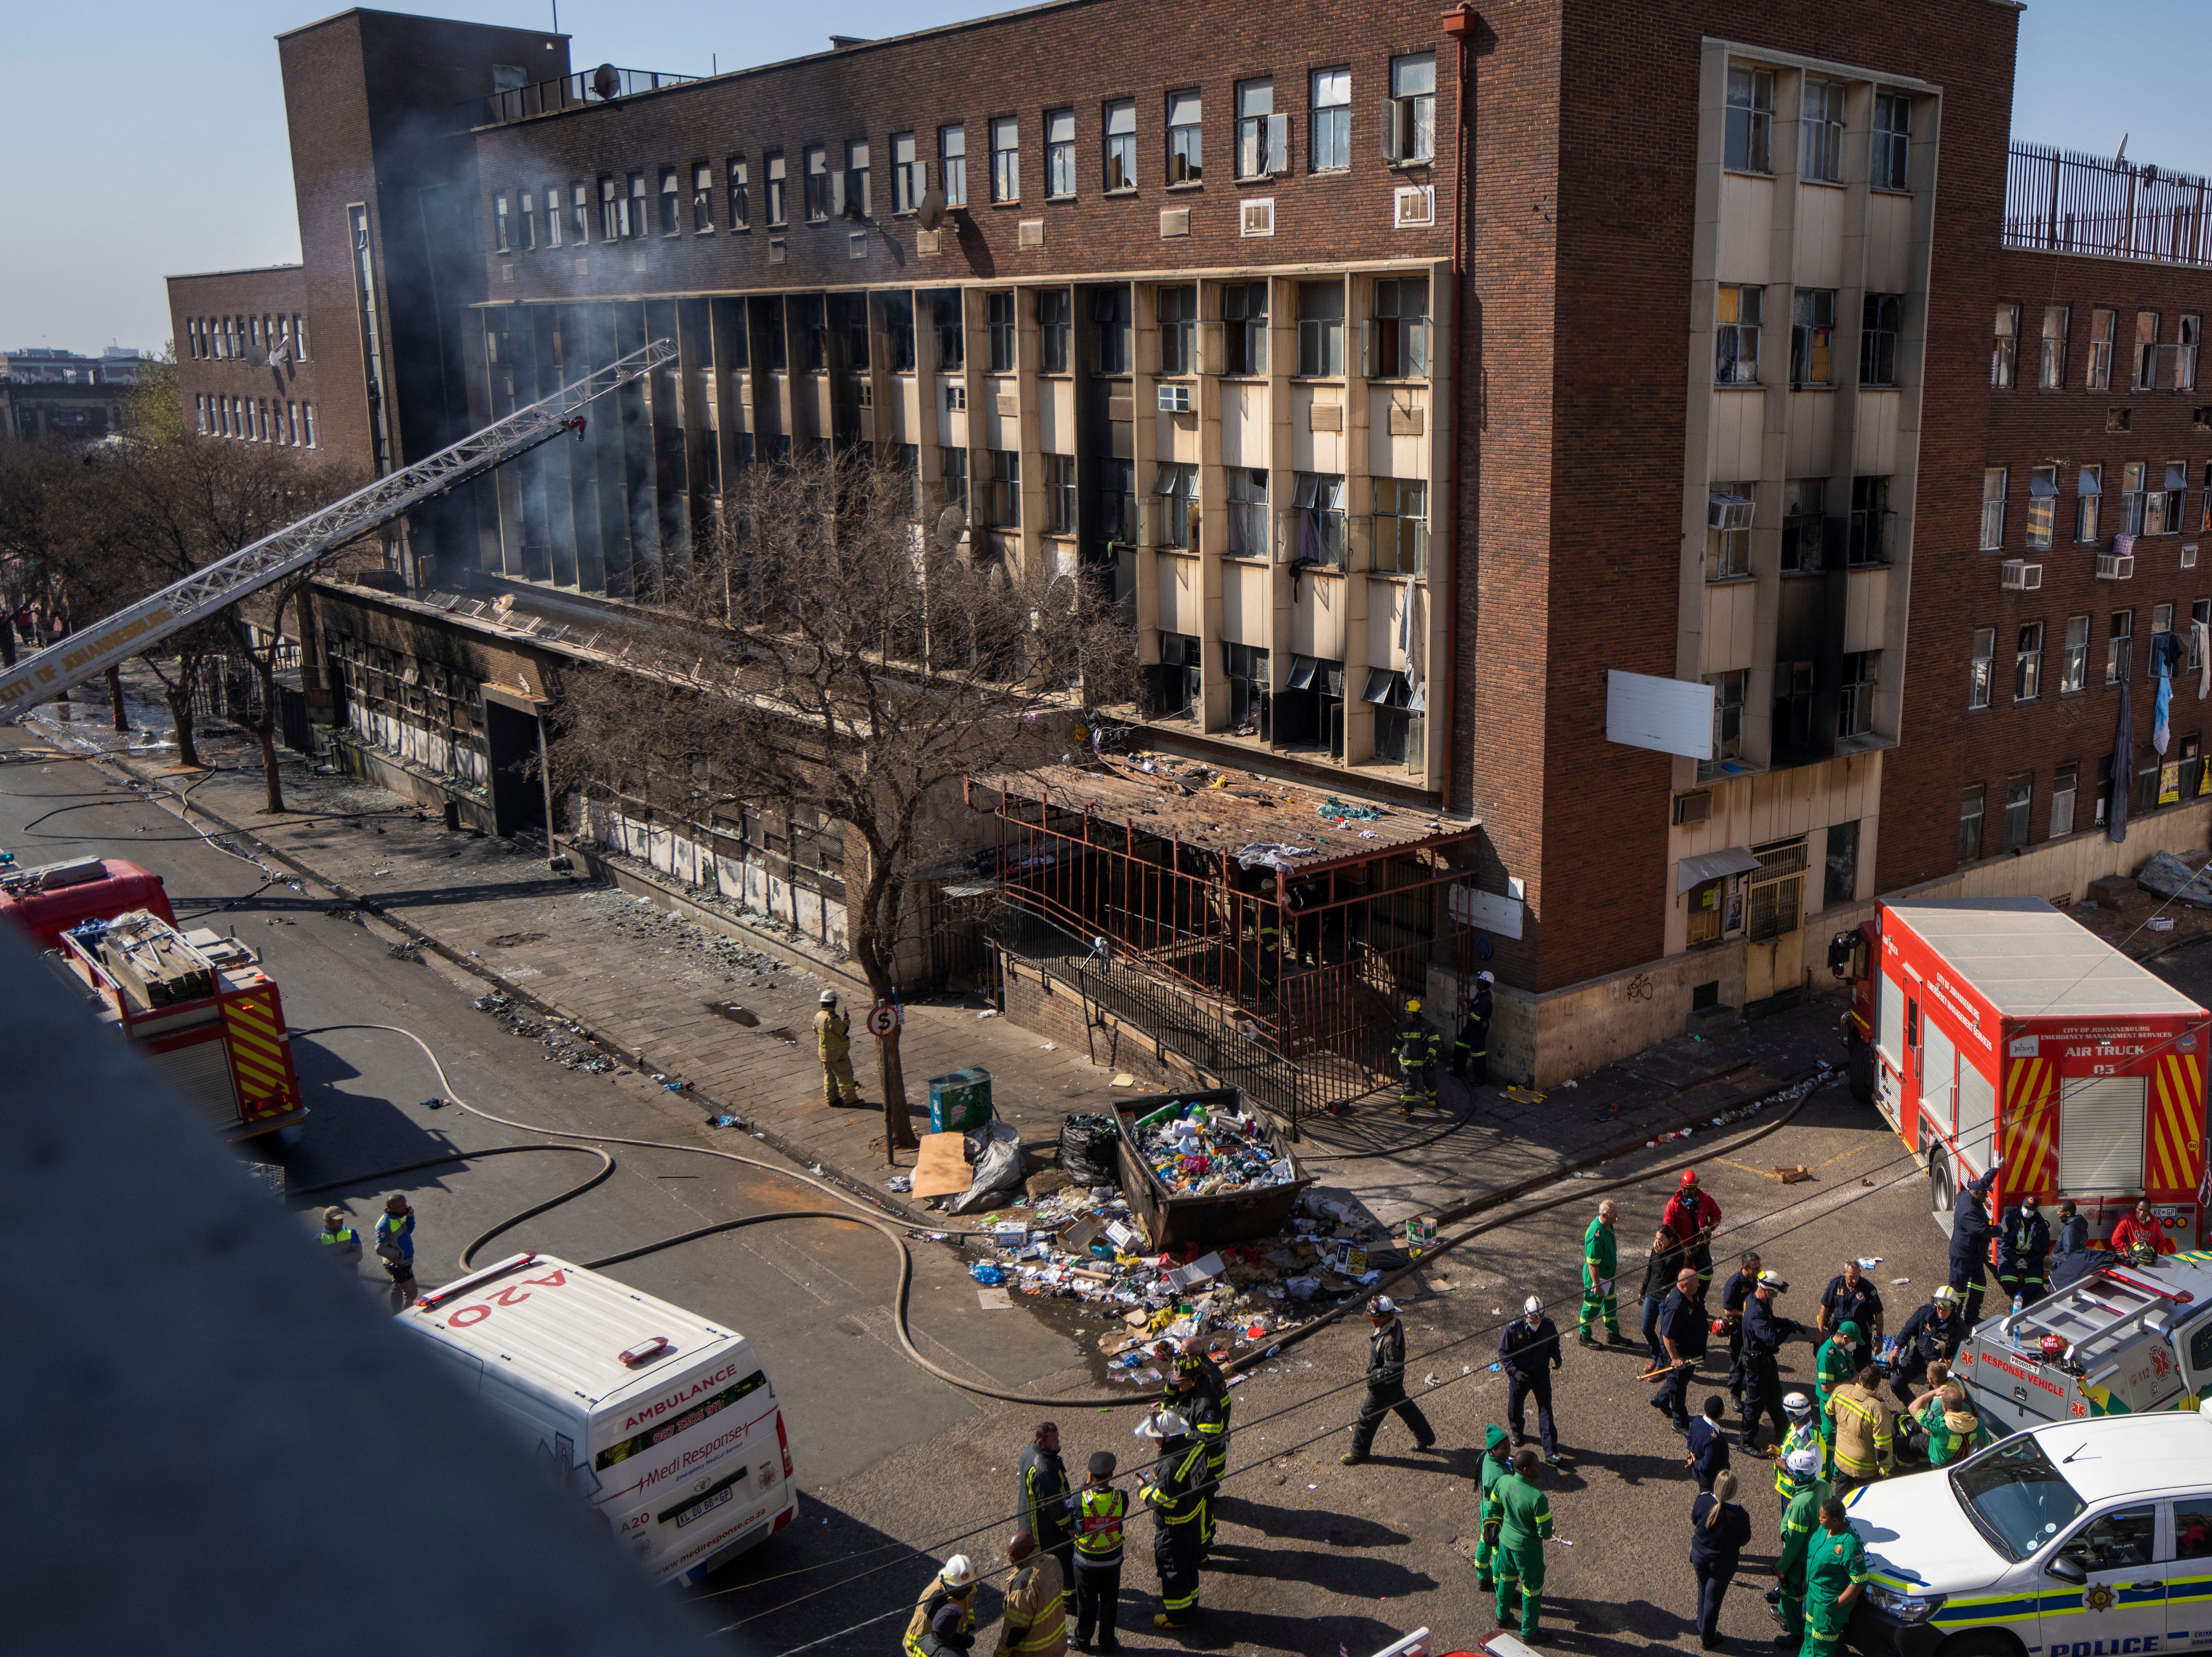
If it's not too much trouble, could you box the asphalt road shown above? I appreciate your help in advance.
[0,730,1091,1505]
[699,1087,1961,1657]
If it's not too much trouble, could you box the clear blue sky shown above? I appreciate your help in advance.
[0,0,2197,354]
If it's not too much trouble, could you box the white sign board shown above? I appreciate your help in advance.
[1605,670,1715,761]
[1449,884,1525,939]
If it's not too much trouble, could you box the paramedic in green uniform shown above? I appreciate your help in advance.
[1492,1446,1554,1642]
[1474,1425,1510,1591]
[1579,1200,1622,1347]
[1812,1321,1862,1469]
[1774,1436,1828,1647]
[1800,1499,1868,1657]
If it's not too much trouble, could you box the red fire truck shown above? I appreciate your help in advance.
[1834,897,2212,1250]
[49,909,307,1141]
[0,855,176,946]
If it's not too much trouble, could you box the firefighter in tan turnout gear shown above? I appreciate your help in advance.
[813,989,861,1107]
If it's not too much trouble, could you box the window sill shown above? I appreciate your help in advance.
[1704,573,1758,586]
[1044,193,1077,204]
[1234,173,1281,187]
[1722,166,1775,180]
[1869,186,1914,198]
[1779,566,1826,578]
[1104,187,1139,199]
[1167,180,1204,192]
[1789,382,1835,392]
[1714,380,1765,391]
[989,198,1022,208]
[1800,176,1847,191]
[694,228,716,236]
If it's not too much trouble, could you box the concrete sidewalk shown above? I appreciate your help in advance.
[22,683,1854,1238]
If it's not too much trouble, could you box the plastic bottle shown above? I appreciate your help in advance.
[2009,1294,2025,1348]
[1135,1101,1185,1130]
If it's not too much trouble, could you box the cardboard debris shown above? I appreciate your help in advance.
[1775,1165,1813,1184]
[912,1131,974,1199]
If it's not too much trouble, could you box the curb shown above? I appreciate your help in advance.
[51,734,954,1233]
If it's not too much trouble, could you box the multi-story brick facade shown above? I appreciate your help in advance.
[162,0,2212,1086]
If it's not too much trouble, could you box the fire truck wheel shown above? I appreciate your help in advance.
[1929,1159,1956,1238]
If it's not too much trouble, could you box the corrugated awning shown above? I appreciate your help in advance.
[1677,846,1762,893]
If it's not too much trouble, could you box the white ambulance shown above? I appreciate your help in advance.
[1845,1407,2212,1657]
[395,1252,799,1585]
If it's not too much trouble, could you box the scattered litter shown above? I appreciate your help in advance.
[711,1115,742,1129]
[887,1175,913,1193]
[977,1009,999,1019]
[421,1097,444,1111]
[1890,1277,1912,1286]
[970,1262,1009,1286]
[2149,916,2177,933]
[810,1163,826,1177]
[1775,1165,1812,1184]
[1110,1073,1137,1087]
[1038,1041,1058,1051]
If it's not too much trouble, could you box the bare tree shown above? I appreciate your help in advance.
[553,446,1134,1156]
[119,436,367,809]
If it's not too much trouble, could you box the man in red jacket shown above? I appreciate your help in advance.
[1664,1170,1724,1290]
[2110,1199,2175,1261]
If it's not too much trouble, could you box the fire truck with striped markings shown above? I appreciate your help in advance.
[47,908,306,1140]
[1833,896,2212,1254]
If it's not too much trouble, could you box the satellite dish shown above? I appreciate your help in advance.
[591,62,620,101]
[916,186,947,232]
[934,505,966,551]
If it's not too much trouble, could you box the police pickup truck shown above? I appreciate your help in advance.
[1954,1255,2212,1436]
[1848,1408,2212,1657]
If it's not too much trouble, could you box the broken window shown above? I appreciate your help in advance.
[2077,465,2103,542]
[2016,623,2044,701]
[1224,281,1269,374]
[494,191,512,252]
[1970,626,1996,710]
[2061,614,2090,694]
[932,291,965,370]
[1153,463,1199,550]
[1781,478,1826,573]
[2039,305,2069,388]
[990,118,1018,202]
[1717,285,1762,383]
[1290,473,1346,566]
[803,146,829,221]
[2182,315,2202,391]
[1093,285,1130,373]
[983,449,1020,529]
[1225,642,1272,736]
[1791,289,1835,386]
[1840,652,1879,739]
[571,179,591,243]
[1237,80,1284,178]
[626,170,647,237]
[1860,294,1902,387]
[2122,461,2147,535]
[844,139,871,219]
[1848,476,1892,566]
[2087,306,2115,389]
[1365,666,1418,764]
[2135,312,2162,390]
[660,166,681,235]
[727,158,749,230]
[542,181,561,246]
[692,162,713,231]
[1707,484,1754,579]
[940,447,969,517]
[987,291,1016,372]
[1045,453,1077,534]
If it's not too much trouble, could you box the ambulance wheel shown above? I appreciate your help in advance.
[1930,1159,1957,1240]
[1934,1630,2025,1657]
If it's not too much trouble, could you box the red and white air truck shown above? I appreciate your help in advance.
[1833,897,2212,1250]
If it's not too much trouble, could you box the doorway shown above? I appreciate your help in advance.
[482,695,546,839]
[1743,838,1808,1004]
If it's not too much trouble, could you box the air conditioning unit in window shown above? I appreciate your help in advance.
[2097,551,2136,580]
[1393,185,1435,228]
[2000,559,2042,591]
[2185,544,2200,569]
[1157,383,1192,413]
[1673,789,1713,826]
[1707,495,1754,532]
[1240,199,1276,238]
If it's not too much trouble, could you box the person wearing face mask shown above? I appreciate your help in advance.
[1995,1194,2052,1308]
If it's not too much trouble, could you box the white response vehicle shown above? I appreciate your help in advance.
[396,1251,798,1585]
[1847,1407,2212,1657]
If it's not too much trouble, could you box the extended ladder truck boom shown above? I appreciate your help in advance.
[0,337,676,718]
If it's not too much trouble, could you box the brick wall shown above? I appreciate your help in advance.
[1891,246,2212,878]
[168,266,319,447]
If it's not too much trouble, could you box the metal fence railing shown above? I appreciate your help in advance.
[186,657,313,753]
[2006,141,2212,268]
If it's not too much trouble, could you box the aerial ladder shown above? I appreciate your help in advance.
[0,338,676,718]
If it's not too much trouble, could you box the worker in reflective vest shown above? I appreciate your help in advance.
[1393,999,1441,1117]
[1071,1453,1127,1655]
[1019,1422,1074,1590]
[904,1556,980,1657]
[813,990,860,1107]
[316,1206,361,1263]
[1170,1363,1227,1556]
[1137,1411,1211,1631]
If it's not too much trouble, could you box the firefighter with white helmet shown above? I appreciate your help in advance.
[904,1554,981,1657]
[1391,997,1442,1116]
[1136,1408,1210,1630]
[812,988,861,1109]
[1343,1295,1438,1463]
[1499,1294,1565,1463]
[1451,969,1496,1084]
[1773,1419,1831,1651]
